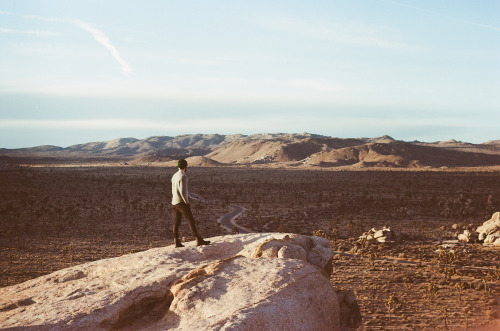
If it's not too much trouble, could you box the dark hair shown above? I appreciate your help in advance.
[177,159,188,169]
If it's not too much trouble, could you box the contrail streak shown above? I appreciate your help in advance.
[69,18,132,75]
[24,15,132,75]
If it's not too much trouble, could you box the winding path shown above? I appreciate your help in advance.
[218,205,252,233]
[190,193,252,233]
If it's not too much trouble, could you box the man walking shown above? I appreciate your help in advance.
[171,159,210,247]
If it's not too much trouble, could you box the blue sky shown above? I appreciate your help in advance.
[1,0,499,148]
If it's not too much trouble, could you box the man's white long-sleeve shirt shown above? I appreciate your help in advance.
[171,170,189,205]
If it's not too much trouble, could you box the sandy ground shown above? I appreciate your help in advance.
[1,165,499,330]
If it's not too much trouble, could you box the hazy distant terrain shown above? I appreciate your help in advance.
[2,133,500,169]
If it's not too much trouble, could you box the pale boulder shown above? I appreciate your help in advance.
[277,244,307,261]
[359,226,401,243]
[476,212,500,236]
[458,229,471,243]
[249,234,334,275]
[165,256,338,330]
[373,230,385,239]
[494,237,500,247]
[475,212,500,245]
[484,232,500,244]
[0,233,347,330]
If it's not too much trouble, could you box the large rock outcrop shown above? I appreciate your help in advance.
[476,212,500,246]
[456,212,500,246]
[0,233,356,330]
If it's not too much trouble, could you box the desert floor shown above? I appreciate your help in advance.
[1,165,500,330]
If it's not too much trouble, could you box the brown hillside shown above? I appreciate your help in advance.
[276,137,366,162]
[206,139,286,164]
[3,133,500,169]
[306,141,500,168]
[274,139,323,162]
[206,137,369,164]
[184,156,223,167]
[423,141,500,156]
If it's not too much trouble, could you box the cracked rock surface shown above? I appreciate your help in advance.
[0,233,341,330]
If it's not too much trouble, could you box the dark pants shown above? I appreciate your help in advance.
[172,202,200,240]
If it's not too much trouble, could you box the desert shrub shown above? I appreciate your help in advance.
[455,281,466,300]
[424,282,439,303]
[434,248,459,282]
[329,228,338,240]
[367,252,378,270]
[369,282,380,313]
[481,276,492,294]
[485,265,500,281]
[440,307,449,330]
[463,306,472,329]
[312,229,327,238]
[385,295,400,325]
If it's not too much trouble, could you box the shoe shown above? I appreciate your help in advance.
[175,239,184,248]
[196,239,211,246]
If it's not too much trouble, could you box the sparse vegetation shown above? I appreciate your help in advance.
[455,281,466,300]
[425,282,439,303]
[385,294,400,326]
[1,165,500,330]
[312,229,327,239]
[434,248,458,282]
[367,252,378,270]
[368,282,380,313]
[440,306,449,330]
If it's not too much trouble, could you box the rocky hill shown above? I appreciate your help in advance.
[2,133,500,169]
[303,141,500,168]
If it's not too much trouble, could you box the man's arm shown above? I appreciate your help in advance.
[180,174,190,204]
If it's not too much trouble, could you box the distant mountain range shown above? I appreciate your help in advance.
[2,133,500,169]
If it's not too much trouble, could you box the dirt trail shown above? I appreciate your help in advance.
[191,193,251,233]
[218,205,252,233]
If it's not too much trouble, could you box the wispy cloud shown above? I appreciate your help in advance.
[0,118,271,132]
[379,0,500,34]
[471,23,500,33]
[260,14,414,50]
[23,15,60,22]
[0,11,12,15]
[378,0,436,15]
[24,15,132,75]
[0,27,61,37]
[1,119,166,130]
[287,79,340,93]
[1,115,491,139]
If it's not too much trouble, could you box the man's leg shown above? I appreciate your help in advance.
[177,203,210,246]
[172,204,184,247]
